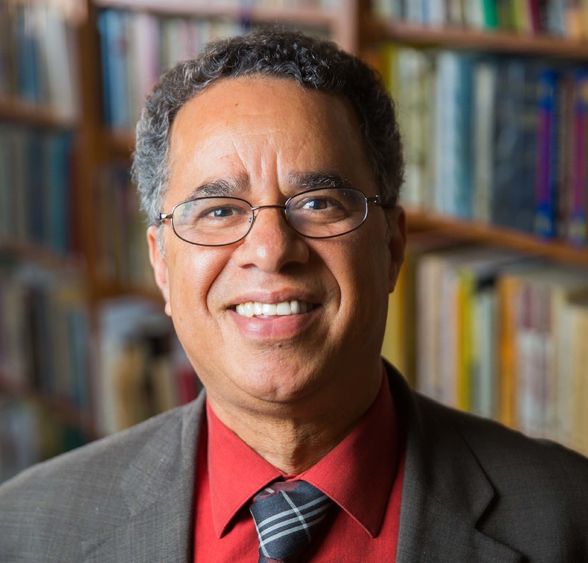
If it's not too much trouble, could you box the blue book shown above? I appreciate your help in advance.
[491,59,540,234]
[98,10,131,129]
[27,132,44,244]
[535,68,559,239]
[16,6,40,103]
[97,10,113,126]
[46,133,73,253]
[434,51,475,219]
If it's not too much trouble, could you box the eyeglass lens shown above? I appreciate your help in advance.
[171,188,369,246]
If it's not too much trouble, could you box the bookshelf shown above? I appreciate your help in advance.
[373,2,588,456]
[0,97,78,130]
[408,210,588,267]
[366,20,588,59]
[2,0,588,480]
[361,6,588,266]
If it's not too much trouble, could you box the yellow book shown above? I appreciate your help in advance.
[456,271,474,412]
[497,275,520,429]
[382,261,408,377]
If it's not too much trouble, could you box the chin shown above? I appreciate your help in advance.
[234,363,323,406]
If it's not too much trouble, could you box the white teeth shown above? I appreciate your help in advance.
[235,300,312,318]
[262,303,277,316]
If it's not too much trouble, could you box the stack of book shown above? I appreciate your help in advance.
[384,46,588,245]
[0,398,86,484]
[383,237,588,456]
[0,0,80,119]
[0,258,91,409]
[95,298,200,437]
[374,0,588,39]
[94,164,154,288]
[97,5,331,131]
[0,124,77,254]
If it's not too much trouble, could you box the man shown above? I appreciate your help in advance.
[1,30,587,563]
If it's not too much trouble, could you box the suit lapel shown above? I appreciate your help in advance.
[81,393,206,563]
[388,367,524,563]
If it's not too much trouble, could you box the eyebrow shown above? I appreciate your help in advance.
[288,171,355,191]
[185,171,353,201]
[186,176,249,200]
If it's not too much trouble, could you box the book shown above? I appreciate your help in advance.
[568,70,588,246]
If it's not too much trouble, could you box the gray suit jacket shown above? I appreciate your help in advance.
[1,365,587,562]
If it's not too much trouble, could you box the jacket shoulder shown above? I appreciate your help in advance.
[0,399,201,562]
[417,393,588,545]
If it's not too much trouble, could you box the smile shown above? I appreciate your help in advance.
[235,300,316,318]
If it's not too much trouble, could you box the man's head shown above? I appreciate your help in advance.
[134,30,406,423]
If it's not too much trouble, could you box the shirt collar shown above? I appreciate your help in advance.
[206,365,399,539]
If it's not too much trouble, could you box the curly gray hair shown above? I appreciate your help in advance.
[132,28,404,225]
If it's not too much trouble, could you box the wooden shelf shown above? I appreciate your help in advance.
[93,280,161,303]
[0,240,83,271]
[407,209,588,266]
[93,0,337,27]
[0,96,78,129]
[367,19,588,59]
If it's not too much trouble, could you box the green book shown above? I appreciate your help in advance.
[482,0,498,28]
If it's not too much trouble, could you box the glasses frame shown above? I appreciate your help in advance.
[158,187,388,247]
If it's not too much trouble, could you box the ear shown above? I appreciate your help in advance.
[147,225,172,316]
[385,205,406,293]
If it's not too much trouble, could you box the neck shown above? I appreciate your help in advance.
[208,364,383,475]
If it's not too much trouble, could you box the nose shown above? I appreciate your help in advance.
[234,205,309,272]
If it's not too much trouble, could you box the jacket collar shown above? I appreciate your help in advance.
[80,392,206,562]
[386,363,524,563]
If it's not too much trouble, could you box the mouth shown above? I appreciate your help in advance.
[232,299,318,318]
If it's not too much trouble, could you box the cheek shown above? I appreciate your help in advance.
[325,234,390,320]
[167,248,229,318]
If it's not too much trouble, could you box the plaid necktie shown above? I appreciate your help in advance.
[249,480,332,562]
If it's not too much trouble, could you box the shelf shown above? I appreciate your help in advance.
[367,19,588,59]
[407,209,588,266]
[93,280,161,303]
[0,96,78,129]
[93,0,337,27]
[0,240,83,271]
[0,377,97,439]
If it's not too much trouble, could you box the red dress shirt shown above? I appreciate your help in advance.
[193,370,405,561]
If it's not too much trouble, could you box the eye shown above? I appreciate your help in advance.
[295,195,345,212]
[176,198,250,227]
[301,197,337,211]
[202,205,242,219]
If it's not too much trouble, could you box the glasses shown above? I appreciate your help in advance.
[158,187,386,247]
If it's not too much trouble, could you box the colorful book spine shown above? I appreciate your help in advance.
[569,70,588,246]
[535,68,559,239]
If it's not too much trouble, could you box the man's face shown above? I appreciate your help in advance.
[148,77,405,416]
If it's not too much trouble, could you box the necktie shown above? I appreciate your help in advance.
[249,480,332,562]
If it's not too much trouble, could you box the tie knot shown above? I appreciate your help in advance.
[250,480,332,562]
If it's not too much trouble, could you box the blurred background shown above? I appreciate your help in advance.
[1,0,588,483]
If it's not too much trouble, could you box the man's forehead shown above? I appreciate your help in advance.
[171,76,355,136]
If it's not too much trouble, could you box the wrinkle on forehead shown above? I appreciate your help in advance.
[167,76,378,205]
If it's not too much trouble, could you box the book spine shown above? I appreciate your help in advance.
[569,70,588,246]
[535,68,559,239]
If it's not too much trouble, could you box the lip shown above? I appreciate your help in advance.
[228,307,321,340]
